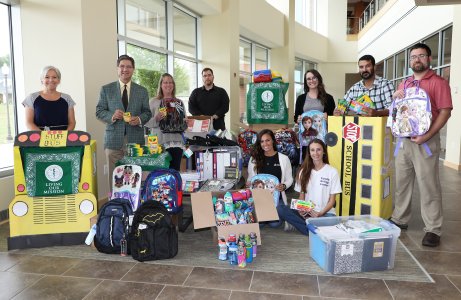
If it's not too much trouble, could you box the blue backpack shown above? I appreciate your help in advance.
[141,168,183,214]
[94,198,133,254]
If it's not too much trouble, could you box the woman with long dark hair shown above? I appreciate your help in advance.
[294,69,335,123]
[277,139,342,235]
[247,129,293,226]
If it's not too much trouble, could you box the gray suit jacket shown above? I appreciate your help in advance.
[96,81,152,150]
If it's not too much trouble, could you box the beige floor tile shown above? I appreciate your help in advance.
[386,274,461,299]
[12,275,100,300]
[85,280,164,300]
[63,258,136,280]
[122,263,193,285]
[317,276,392,299]
[250,271,318,296]
[184,267,253,290]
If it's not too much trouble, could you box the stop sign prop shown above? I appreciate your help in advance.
[343,122,361,143]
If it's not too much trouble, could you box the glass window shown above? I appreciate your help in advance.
[375,61,384,77]
[442,27,452,65]
[127,44,167,98]
[173,7,196,58]
[255,45,268,70]
[125,0,166,49]
[395,51,406,78]
[119,0,199,107]
[294,59,303,84]
[239,40,251,73]
[423,33,439,68]
[293,58,317,108]
[0,3,15,174]
[239,74,251,123]
[441,66,450,82]
[295,0,317,31]
[385,57,394,80]
[174,57,197,113]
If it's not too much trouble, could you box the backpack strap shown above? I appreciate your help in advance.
[394,138,432,157]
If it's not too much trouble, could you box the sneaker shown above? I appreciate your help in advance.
[284,222,296,232]
[388,218,408,230]
[422,232,440,247]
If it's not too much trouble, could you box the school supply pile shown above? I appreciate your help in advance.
[337,94,376,115]
[191,189,278,245]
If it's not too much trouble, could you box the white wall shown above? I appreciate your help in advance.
[356,0,460,169]
[358,0,453,61]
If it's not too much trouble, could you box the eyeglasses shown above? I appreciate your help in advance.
[118,65,133,69]
[306,77,318,82]
[409,54,429,61]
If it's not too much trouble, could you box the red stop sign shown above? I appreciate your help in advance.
[343,122,361,143]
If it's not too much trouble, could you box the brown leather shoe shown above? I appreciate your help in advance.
[422,232,440,247]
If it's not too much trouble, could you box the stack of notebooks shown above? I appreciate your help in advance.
[195,149,240,180]
[181,171,201,193]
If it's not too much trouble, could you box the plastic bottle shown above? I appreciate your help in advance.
[218,237,228,260]
[237,241,246,268]
[228,241,238,265]
[120,234,127,256]
[245,234,253,263]
[238,233,245,244]
[250,232,257,258]
[223,192,233,211]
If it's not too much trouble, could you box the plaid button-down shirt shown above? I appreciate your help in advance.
[344,76,395,110]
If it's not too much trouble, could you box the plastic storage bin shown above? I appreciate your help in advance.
[306,215,400,274]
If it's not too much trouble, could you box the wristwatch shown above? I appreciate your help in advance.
[282,184,286,191]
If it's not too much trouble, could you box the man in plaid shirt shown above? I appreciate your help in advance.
[335,55,394,117]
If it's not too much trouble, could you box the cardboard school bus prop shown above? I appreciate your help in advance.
[8,131,97,250]
[326,116,393,218]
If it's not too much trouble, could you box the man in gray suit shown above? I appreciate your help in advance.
[96,54,152,187]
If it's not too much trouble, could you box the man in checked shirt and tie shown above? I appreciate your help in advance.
[334,54,394,117]
[96,54,152,187]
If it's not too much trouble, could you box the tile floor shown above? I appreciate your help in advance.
[0,163,461,299]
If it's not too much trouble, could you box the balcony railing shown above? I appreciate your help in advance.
[359,0,389,31]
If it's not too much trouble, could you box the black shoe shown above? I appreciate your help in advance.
[422,232,440,247]
[388,218,408,230]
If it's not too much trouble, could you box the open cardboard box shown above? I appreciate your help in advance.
[190,189,278,245]
[185,115,213,138]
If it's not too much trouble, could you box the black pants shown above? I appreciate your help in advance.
[167,147,183,171]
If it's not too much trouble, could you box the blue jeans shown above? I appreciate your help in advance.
[277,204,335,235]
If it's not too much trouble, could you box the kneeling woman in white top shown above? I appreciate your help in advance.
[277,138,342,235]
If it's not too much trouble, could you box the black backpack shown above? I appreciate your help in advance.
[94,198,133,254]
[129,201,178,261]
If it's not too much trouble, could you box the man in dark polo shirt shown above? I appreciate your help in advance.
[188,67,230,130]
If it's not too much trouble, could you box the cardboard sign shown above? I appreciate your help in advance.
[39,130,68,147]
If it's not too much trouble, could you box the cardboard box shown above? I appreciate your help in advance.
[306,215,400,274]
[190,189,278,245]
[185,115,213,138]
